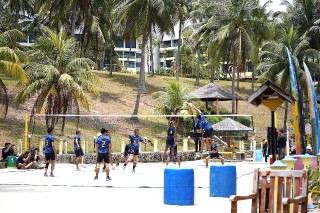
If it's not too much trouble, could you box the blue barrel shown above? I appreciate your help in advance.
[255,149,263,162]
[210,165,236,197]
[164,167,194,205]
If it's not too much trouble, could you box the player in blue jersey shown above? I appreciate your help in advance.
[116,143,131,167]
[74,130,84,171]
[165,142,181,167]
[123,128,148,173]
[189,104,213,153]
[192,116,202,153]
[206,139,224,167]
[94,128,112,181]
[162,115,178,162]
[44,127,56,177]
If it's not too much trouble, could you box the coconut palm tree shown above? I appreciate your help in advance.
[114,0,177,117]
[193,0,270,113]
[173,0,192,82]
[0,29,28,118]
[257,26,319,87]
[15,27,99,134]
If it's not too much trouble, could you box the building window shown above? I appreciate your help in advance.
[162,40,171,48]
[125,40,136,48]
[136,53,141,58]
[172,39,180,47]
[117,51,124,58]
[123,52,135,59]
[136,62,141,68]
[124,61,136,68]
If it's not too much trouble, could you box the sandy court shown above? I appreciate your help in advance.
[0,160,269,213]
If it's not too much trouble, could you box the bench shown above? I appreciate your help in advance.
[219,152,233,159]
[235,152,245,160]
[230,169,308,213]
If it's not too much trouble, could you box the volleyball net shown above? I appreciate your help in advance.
[19,113,255,154]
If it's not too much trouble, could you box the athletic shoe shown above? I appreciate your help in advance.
[76,168,81,171]
[112,166,116,170]
[205,165,208,168]
[132,169,135,173]
[94,176,98,180]
[50,173,55,177]
[122,166,126,171]
[116,162,120,167]
[44,173,48,177]
[106,176,112,181]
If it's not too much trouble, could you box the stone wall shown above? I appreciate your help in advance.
[56,150,253,164]
[56,151,196,164]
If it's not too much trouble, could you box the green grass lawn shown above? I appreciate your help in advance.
[0,71,291,153]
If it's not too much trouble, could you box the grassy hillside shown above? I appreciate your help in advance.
[0,71,291,153]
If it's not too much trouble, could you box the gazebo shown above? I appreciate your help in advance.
[187,83,243,114]
[211,118,253,147]
[212,118,253,132]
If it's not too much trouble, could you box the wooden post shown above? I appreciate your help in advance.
[216,98,219,114]
[236,100,239,114]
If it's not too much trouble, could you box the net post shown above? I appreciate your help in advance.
[153,139,158,152]
[183,138,188,151]
[59,139,63,154]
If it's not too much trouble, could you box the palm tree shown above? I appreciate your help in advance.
[16,28,99,134]
[173,0,192,82]
[155,81,187,115]
[114,0,177,117]
[0,29,28,118]
[257,26,319,87]
[193,0,270,113]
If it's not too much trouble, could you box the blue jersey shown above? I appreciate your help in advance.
[44,134,55,153]
[167,126,175,139]
[210,143,218,152]
[193,119,201,133]
[73,135,81,151]
[129,134,143,151]
[96,135,111,154]
[200,113,212,131]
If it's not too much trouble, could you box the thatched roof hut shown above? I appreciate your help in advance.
[187,83,244,114]
[211,118,253,132]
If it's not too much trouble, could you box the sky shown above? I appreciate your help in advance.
[259,0,292,12]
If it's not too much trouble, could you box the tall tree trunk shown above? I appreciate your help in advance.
[210,57,215,83]
[138,31,148,94]
[126,42,132,70]
[71,3,76,38]
[94,33,99,69]
[251,65,255,93]
[109,34,113,77]
[232,49,237,114]
[150,32,155,76]
[194,48,200,86]
[131,32,148,117]
[176,20,183,82]
[131,93,141,120]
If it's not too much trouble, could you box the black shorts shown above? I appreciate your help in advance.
[210,153,220,159]
[203,128,213,138]
[194,134,202,142]
[45,152,55,161]
[166,138,175,148]
[97,153,110,163]
[75,149,84,157]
